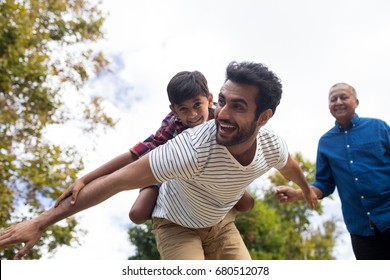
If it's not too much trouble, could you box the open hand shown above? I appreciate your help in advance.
[0,219,43,260]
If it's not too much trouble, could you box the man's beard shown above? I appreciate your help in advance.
[215,119,257,147]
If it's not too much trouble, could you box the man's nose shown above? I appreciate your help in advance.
[217,104,230,119]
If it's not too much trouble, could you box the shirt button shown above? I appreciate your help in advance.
[367,212,371,216]
[361,196,365,199]
[345,131,348,134]
[355,178,359,181]
[350,160,354,164]
[346,145,350,148]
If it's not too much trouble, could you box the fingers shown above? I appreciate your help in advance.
[70,183,86,205]
[306,196,318,210]
[0,226,19,246]
[312,198,318,209]
[276,191,289,203]
[70,188,79,205]
[13,241,35,260]
[54,191,71,208]
[54,184,75,208]
[14,249,26,260]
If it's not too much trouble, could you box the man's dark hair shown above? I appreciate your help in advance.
[167,71,210,105]
[225,61,283,117]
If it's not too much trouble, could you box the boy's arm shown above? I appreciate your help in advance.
[277,154,318,209]
[0,153,158,259]
[55,152,138,206]
[58,112,181,207]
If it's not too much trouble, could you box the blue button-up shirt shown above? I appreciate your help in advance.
[313,114,390,236]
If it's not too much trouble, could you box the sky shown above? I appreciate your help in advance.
[43,0,390,260]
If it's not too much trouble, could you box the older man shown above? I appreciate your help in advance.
[277,83,390,259]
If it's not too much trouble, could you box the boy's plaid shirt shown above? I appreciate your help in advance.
[130,112,188,157]
[130,105,215,157]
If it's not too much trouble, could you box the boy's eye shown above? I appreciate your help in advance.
[193,102,202,108]
[179,108,188,113]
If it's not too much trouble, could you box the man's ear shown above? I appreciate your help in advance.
[169,104,178,117]
[257,108,273,126]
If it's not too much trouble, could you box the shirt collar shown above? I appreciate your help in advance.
[335,114,360,131]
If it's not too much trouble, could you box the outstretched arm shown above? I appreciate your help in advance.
[0,153,158,259]
[55,152,138,207]
[277,154,318,209]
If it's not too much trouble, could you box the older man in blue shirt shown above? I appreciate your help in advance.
[276,83,390,259]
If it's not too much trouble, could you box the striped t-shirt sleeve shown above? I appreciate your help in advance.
[149,130,199,183]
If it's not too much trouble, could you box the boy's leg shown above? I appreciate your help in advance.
[129,185,159,224]
[234,190,254,212]
[203,209,251,260]
[152,217,204,260]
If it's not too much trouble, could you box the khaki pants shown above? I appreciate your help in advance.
[152,209,251,260]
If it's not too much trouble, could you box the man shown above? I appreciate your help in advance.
[276,83,390,260]
[0,61,317,260]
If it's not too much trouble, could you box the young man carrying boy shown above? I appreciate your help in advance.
[127,70,254,224]
[0,61,317,260]
[54,70,254,226]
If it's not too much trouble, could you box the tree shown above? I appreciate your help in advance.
[127,221,160,260]
[0,0,115,259]
[127,153,342,260]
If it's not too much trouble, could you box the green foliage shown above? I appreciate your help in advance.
[0,0,114,259]
[127,153,341,260]
[127,221,161,260]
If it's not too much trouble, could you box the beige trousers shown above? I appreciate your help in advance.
[151,209,251,260]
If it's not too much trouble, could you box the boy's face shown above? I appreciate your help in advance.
[170,93,214,128]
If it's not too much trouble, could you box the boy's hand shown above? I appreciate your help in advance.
[275,186,302,203]
[276,186,317,209]
[0,219,43,260]
[54,180,86,207]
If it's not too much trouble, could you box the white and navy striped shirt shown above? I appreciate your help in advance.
[149,120,288,228]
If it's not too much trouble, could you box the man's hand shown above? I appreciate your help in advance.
[301,187,318,209]
[0,219,43,260]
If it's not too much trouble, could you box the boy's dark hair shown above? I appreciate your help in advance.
[167,71,210,105]
[225,61,283,118]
